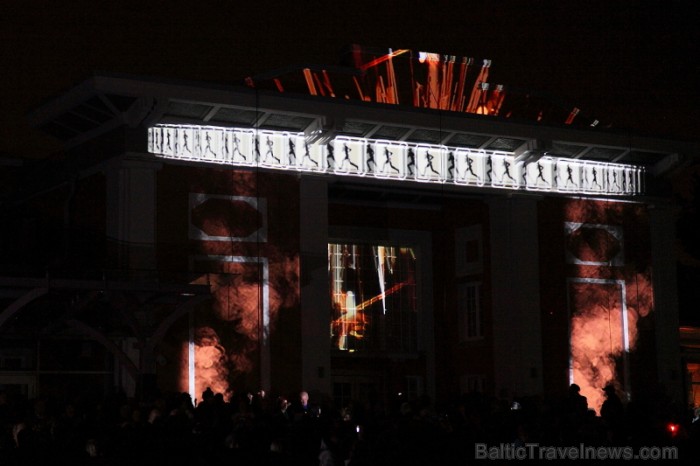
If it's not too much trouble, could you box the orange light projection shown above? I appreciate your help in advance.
[564,201,654,414]
[178,254,299,403]
[246,45,604,127]
[329,243,417,352]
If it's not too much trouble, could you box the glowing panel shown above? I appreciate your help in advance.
[222,128,256,165]
[332,137,366,176]
[257,130,288,168]
[556,159,582,193]
[581,161,607,194]
[293,134,325,172]
[454,149,487,186]
[490,153,521,189]
[525,156,555,191]
[147,124,645,196]
[370,140,407,179]
[415,144,446,182]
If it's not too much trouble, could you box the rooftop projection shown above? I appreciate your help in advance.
[246,45,604,128]
[148,124,644,196]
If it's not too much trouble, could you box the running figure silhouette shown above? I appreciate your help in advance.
[384,147,400,174]
[465,154,480,181]
[565,164,578,188]
[326,143,336,169]
[340,143,359,170]
[447,151,456,180]
[288,138,297,165]
[535,161,549,186]
[500,159,516,183]
[366,144,376,172]
[182,131,191,153]
[204,132,216,157]
[407,148,416,176]
[302,142,318,167]
[231,133,246,161]
[264,136,280,163]
[221,132,229,158]
[590,167,601,188]
[421,151,440,176]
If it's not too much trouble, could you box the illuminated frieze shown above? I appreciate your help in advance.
[148,124,645,196]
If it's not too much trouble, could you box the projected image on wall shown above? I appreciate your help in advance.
[329,243,417,353]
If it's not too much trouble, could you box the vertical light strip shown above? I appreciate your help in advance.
[188,311,195,403]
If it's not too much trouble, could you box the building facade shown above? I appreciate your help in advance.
[0,50,694,412]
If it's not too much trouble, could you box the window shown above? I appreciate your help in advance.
[455,225,483,276]
[460,374,486,394]
[405,376,424,401]
[686,362,700,409]
[458,282,482,340]
[329,243,418,353]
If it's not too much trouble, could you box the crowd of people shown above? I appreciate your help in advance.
[0,383,698,465]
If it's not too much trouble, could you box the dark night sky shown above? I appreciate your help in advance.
[1,0,699,159]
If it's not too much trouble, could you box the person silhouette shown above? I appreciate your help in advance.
[302,142,319,167]
[204,132,216,156]
[182,131,191,153]
[611,171,620,191]
[326,143,336,169]
[231,133,246,161]
[340,143,359,170]
[288,138,297,165]
[254,134,261,161]
[501,160,516,183]
[447,151,456,180]
[264,136,281,163]
[384,147,400,173]
[535,161,549,186]
[601,384,625,444]
[465,154,479,180]
[194,130,201,154]
[407,148,416,176]
[153,129,161,152]
[422,151,440,176]
[621,170,628,192]
[366,144,376,172]
[565,164,578,188]
[221,133,230,158]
